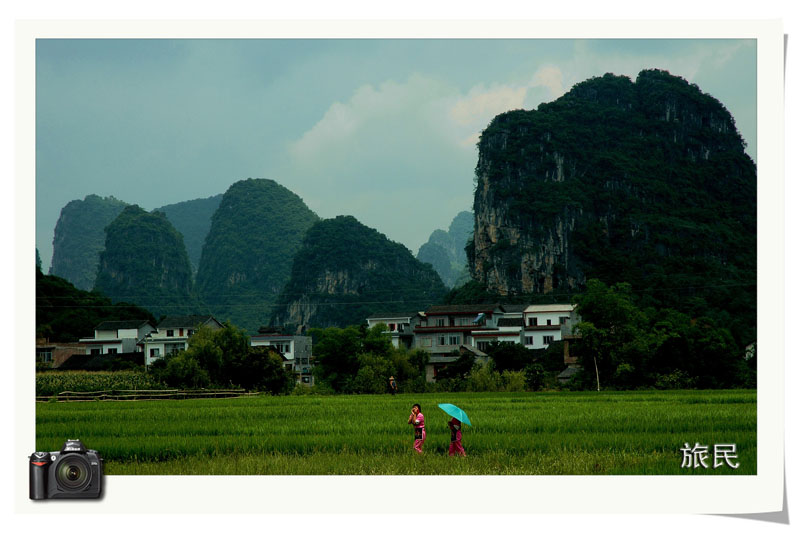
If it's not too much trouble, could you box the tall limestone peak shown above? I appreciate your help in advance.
[50,194,129,290]
[468,69,755,340]
[195,178,320,333]
[272,215,448,328]
[93,204,201,318]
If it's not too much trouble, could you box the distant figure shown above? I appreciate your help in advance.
[408,403,425,454]
[448,417,466,457]
[389,376,398,395]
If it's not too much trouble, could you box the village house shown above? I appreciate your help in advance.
[250,327,314,385]
[79,320,155,356]
[141,315,224,367]
[521,304,576,349]
[413,304,504,380]
[365,311,425,349]
[36,338,85,368]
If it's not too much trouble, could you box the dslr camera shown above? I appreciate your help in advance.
[29,439,103,500]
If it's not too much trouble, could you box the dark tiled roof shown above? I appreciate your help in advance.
[501,304,528,313]
[497,318,525,327]
[94,320,151,331]
[557,366,581,379]
[425,304,504,315]
[366,312,417,320]
[157,315,218,328]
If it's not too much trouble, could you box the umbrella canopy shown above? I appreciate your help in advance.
[438,403,472,426]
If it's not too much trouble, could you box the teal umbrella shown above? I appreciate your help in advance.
[438,403,472,426]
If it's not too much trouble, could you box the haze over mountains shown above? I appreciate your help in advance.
[42,69,755,352]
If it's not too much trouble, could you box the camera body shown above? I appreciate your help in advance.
[29,440,103,500]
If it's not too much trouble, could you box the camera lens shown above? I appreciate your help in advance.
[55,456,91,491]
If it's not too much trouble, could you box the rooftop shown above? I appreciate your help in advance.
[524,304,576,314]
[94,320,151,331]
[157,315,219,329]
[425,304,504,315]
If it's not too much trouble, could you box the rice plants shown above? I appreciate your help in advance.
[35,390,756,475]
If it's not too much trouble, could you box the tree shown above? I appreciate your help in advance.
[309,326,363,392]
[485,341,533,372]
[573,280,649,390]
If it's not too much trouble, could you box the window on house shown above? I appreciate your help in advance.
[389,323,396,331]
[167,330,174,337]
[436,318,446,327]
[90,348,101,356]
[543,336,555,345]
[179,328,184,336]
[188,329,194,337]
[529,317,538,326]
[560,316,567,325]
[40,351,53,362]
[284,344,291,354]
[449,336,459,345]
[438,336,446,346]
[525,336,534,345]
[547,319,552,326]
[150,348,160,357]
[107,348,118,355]
[477,341,489,352]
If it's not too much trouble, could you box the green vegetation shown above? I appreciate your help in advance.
[36,370,166,397]
[461,69,755,369]
[154,194,223,274]
[49,194,128,291]
[273,215,448,328]
[309,324,429,394]
[36,390,756,475]
[195,179,320,333]
[572,280,755,390]
[417,211,473,288]
[36,268,155,342]
[148,324,295,394]
[94,205,204,319]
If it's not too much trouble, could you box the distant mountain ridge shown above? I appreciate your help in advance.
[154,194,223,274]
[195,178,320,333]
[49,194,129,291]
[93,205,203,319]
[272,215,448,329]
[417,210,473,288]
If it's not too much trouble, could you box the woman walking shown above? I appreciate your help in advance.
[408,403,425,454]
[448,417,467,456]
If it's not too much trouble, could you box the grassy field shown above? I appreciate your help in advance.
[35,390,756,475]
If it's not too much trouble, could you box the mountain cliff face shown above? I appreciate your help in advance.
[154,194,223,274]
[417,211,473,288]
[93,205,201,318]
[50,195,128,290]
[272,215,448,329]
[195,179,320,333]
[469,70,755,302]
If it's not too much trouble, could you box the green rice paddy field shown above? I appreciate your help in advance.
[35,390,756,475]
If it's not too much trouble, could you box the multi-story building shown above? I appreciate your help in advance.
[79,320,155,356]
[365,312,424,349]
[413,304,504,380]
[141,315,224,367]
[521,304,576,349]
[250,328,314,385]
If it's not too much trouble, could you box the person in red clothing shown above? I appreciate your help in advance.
[407,403,425,454]
[448,417,466,456]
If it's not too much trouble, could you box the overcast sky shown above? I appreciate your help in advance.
[35,38,756,271]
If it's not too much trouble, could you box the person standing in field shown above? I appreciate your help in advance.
[408,403,425,454]
[389,376,397,395]
[448,417,466,457]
